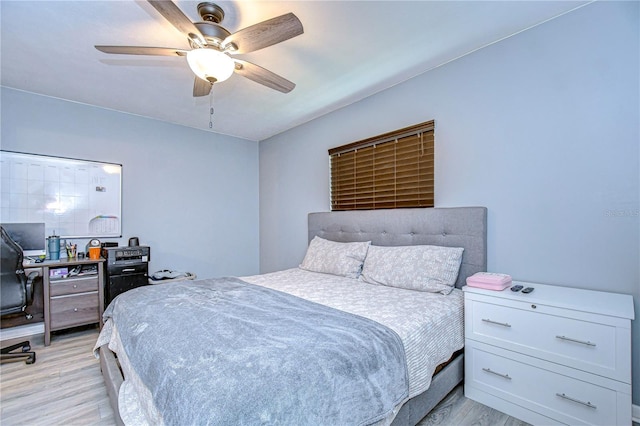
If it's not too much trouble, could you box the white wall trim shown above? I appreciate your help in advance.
[633,403,640,423]
[0,322,44,341]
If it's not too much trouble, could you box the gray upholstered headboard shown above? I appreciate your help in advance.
[308,207,487,289]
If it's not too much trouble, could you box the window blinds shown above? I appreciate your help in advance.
[329,121,434,211]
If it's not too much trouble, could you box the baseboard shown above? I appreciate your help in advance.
[0,322,44,342]
[633,403,640,423]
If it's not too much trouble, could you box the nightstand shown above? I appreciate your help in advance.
[463,282,634,425]
[42,258,105,346]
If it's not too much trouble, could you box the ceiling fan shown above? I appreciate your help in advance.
[95,1,303,96]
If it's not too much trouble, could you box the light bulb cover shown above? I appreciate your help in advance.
[186,48,234,83]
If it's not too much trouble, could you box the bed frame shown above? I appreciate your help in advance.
[308,206,487,425]
[100,206,487,425]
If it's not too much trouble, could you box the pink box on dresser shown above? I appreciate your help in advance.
[465,272,512,290]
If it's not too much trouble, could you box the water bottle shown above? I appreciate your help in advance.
[48,233,60,260]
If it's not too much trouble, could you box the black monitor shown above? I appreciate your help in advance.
[1,222,46,257]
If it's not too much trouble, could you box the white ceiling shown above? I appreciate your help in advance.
[1,1,589,141]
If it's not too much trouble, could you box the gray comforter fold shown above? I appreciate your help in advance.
[103,277,409,425]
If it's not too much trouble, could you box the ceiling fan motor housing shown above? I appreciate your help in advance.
[193,22,231,48]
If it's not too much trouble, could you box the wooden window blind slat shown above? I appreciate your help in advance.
[329,120,434,211]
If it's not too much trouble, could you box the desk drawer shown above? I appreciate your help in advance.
[50,292,99,330]
[467,300,618,377]
[50,276,98,296]
[466,342,620,425]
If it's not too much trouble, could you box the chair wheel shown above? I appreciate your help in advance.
[26,354,36,364]
[21,344,31,352]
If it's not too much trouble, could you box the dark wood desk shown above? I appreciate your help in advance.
[37,258,106,346]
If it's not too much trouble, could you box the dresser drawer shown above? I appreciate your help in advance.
[467,299,624,380]
[50,293,99,330]
[466,341,626,426]
[50,276,99,296]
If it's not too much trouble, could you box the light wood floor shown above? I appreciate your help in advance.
[417,386,529,426]
[1,327,530,426]
[0,327,115,425]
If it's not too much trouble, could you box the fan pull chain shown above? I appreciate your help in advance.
[209,88,214,129]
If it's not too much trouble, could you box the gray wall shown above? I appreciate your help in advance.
[1,88,260,278]
[259,1,640,404]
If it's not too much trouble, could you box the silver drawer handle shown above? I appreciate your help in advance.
[52,276,94,283]
[482,368,511,380]
[73,308,78,312]
[555,335,596,347]
[556,393,597,409]
[482,318,511,328]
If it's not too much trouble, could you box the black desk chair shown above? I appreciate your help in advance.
[1,226,37,364]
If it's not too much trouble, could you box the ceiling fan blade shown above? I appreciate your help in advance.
[147,0,206,46]
[193,77,213,97]
[223,13,303,54]
[95,46,188,56]
[234,60,295,93]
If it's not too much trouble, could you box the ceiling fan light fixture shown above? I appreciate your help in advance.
[186,48,234,83]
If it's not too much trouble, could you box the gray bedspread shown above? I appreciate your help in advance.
[103,277,409,425]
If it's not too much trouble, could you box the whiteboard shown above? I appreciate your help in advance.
[0,151,122,238]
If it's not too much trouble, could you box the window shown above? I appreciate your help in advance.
[329,120,434,211]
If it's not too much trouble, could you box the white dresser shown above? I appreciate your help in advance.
[463,282,634,425]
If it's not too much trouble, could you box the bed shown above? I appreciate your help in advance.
[95,206,487,425]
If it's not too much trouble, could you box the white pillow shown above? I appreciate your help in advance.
[299,236,370,278]
[360,245,464,294]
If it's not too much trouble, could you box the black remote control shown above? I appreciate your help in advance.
[522,287,534,294]
[510,285,523,292]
